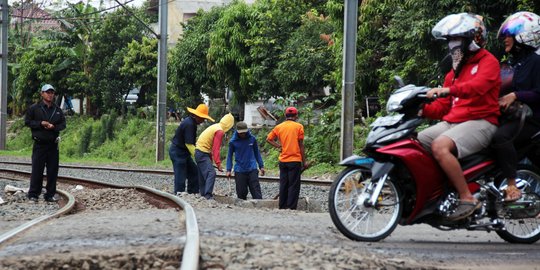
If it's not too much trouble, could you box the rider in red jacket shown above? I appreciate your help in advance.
[418,13,501,221]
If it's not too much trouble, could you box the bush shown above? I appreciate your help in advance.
[79,124,93,157]
[6,118,33,153]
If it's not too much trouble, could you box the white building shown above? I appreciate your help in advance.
[167,0,255,45]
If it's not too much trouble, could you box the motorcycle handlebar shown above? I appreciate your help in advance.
[417,92,448,100]
[434,92,449,99]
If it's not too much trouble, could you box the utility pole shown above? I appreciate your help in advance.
[0,0,8,150]
[340,0,358,160]
[155,0,168,161]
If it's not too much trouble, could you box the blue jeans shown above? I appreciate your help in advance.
[169,145,199,194]
[195,149,216,199]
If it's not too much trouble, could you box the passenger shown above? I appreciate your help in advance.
[169,104,214,195]
[195,113,235,199]
[25,84,67,203]
[226,121,265,200]
[492,11,540,202]
[266,107,307,210]
[418,13,501,220]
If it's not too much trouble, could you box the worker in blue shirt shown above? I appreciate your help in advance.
[226,121,265,200]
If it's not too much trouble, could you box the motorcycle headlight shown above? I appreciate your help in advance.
[386,85,415,112]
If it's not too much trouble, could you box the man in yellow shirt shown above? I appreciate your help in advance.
[266,107,306,209]
[195,113,235,199]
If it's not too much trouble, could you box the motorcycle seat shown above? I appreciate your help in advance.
[459,147,494,171]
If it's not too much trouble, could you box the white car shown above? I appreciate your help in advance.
[123,88,139,104]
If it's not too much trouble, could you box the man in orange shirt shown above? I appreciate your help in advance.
[266,107,306,209]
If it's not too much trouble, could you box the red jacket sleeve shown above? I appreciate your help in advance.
[422,71,454,120]
[212,130,224,166]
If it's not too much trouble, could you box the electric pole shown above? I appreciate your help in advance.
[340,0,358,160]
[0,0,8,150]
[155,0,168,161]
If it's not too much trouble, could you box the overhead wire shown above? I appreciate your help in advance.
[10,0,174,22]
[11,0,137,20]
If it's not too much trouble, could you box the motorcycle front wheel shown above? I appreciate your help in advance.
[329,167,402,242]
[496,164,540,244]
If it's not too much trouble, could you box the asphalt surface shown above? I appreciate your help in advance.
[2,155,540,269]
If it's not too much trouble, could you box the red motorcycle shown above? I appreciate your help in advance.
[328,81,540,243]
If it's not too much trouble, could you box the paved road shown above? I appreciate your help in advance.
[378,225,539,269]
[194,206,540,269]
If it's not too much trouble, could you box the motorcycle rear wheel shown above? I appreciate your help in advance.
[329,167,402,242]
[496,164,540,244]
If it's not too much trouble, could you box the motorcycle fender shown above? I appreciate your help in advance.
[339,155,374,171]
[371,161,394,180]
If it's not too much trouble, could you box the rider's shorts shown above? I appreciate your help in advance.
[418,119,497,158]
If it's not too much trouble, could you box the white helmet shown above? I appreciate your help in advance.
[497,11,540,49]
[432,13,487,45]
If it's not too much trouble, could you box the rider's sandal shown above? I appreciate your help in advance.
[503,185,522,202]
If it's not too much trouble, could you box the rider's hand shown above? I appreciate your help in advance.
[259,168,265,176]
[426,87,450,99]
[499,92,517,111]
[226,171,232,177]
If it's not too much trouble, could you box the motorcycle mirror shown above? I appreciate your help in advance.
[394,76,405,88]
[439,53,452,75]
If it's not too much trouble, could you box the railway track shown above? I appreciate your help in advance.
[0,160,333,186]
[0,169,199,270]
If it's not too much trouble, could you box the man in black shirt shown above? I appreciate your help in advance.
[24,84,66,202]
[169,104,214,194]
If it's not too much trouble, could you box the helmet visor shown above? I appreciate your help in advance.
[498,17,525,38]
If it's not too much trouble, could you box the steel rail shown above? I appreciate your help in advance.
[0,188,76,247]
[0,160,333,186]
[0,168,200,270]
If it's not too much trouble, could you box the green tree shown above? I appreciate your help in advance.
[244,0,324,100]
[206,0,333,108]
[169,6,225,109]
[207,1,253,106]
[120,37,158,107]
[10,2,99,114]
[88,7,151,115]
[12,42,73,114]
[355,0,535,107]
[53,2,101,107]
[274,10,338,97]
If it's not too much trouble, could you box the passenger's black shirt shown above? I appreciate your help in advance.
[511,52,540,120]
